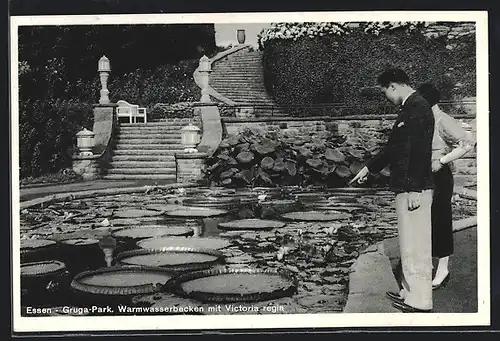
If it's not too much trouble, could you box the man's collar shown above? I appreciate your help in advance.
[401,90,416,106]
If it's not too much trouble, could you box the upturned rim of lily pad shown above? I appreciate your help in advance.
[165,265,298,303]
[70,265,176,296]
[111,226,194,239]
[165,207,229,218]
[281,211,352,222]
[112,208,165,218]
[115,247,225,272]
[137,236,232,251]
[21,238,57,252]
[21,260,67,278]
[217,218,287,230]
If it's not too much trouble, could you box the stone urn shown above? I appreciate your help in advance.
[237,29,246,44]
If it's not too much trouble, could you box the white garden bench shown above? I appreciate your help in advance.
[116,100,147,123]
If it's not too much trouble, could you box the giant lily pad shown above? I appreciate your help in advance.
[137,236,232,251]
[167,267,297,302]
[218,219,286,230]
[113,209,164,219]
[166,207,229,218]
[112,226,194,240]
[115,247,224,272]
[145,204,185,212]
[281,211,351,222]
[71,266,176,296]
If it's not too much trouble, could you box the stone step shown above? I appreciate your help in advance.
[117,134,181,140]
[119,126,188,132]
[109,161,176,168]
[111,154,176,161]
[120,121,192,127]
[214,65,263,70]
[104,174,177,180]
[114,144,185,151]
[116,138,182,144]
[107,168,176,175]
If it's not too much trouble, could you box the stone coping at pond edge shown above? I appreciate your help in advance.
[19,182,200,210]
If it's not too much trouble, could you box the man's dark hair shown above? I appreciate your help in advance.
[377,68,410,88]
[417,83,441,106]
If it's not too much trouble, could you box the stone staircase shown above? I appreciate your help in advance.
[209,46,283,115]
[103,119,191,181]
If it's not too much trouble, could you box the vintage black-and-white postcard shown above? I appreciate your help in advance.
[10,10,490,333]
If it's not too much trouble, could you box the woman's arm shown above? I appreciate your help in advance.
[436,107,476,165]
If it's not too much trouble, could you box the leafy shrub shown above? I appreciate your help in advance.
[150,102,195,120]
[109,59,201,106]
[20,169,83,187]
[203,128,389,188]
[19,99,94,178]
[261,23,475,115]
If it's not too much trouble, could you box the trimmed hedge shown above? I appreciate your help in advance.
[262,26,475,115]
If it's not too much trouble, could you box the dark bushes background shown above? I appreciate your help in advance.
[18,24,216,178]
[262,27,476,115]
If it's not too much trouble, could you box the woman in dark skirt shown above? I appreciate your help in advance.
[406,83,476,289]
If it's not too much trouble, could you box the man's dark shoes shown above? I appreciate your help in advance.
[392,301,432,313]
[386,291,404,304]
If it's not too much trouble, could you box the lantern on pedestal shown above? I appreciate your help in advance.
[181,123,201,153]
[98,55,111,104]
[76,128,95,156]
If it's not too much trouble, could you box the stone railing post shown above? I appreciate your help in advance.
[73,56,117,180]
[98,55,111,105]
[198,55,212,103]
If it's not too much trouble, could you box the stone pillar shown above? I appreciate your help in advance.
[198,55,212,103]
[98,55,111,105]
[72,155,100,180]
[175,152,208,183]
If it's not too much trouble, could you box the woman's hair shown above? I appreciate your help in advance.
[417,83,441,106]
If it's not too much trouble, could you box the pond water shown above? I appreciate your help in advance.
[19,186,476,316]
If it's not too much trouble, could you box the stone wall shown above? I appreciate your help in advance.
[175,152,208,184]
[222,115,477,188]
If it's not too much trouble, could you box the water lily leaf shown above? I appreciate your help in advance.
[221,168,239,180]
[236,151,254,163]
[335,165,352,178]
[306,158,323,168]
[261,156,275,169]
[234,169,254,184]
[380,166,391,177]
[226,135,241,146]
[347,148,364,159]
[349,160,364,175]
[219,141,230,148]
[296,146,312,157]
[257,172,273,185]
[285,162,297,176]
[253,143,275,155]
[273,158,286,172]
[325,148,346,162]
[235,143,250,152]
[222,178,232,185]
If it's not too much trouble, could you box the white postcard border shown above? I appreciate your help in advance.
[10,10,490,332]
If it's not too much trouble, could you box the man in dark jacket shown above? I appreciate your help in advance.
[351,68,435,312]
